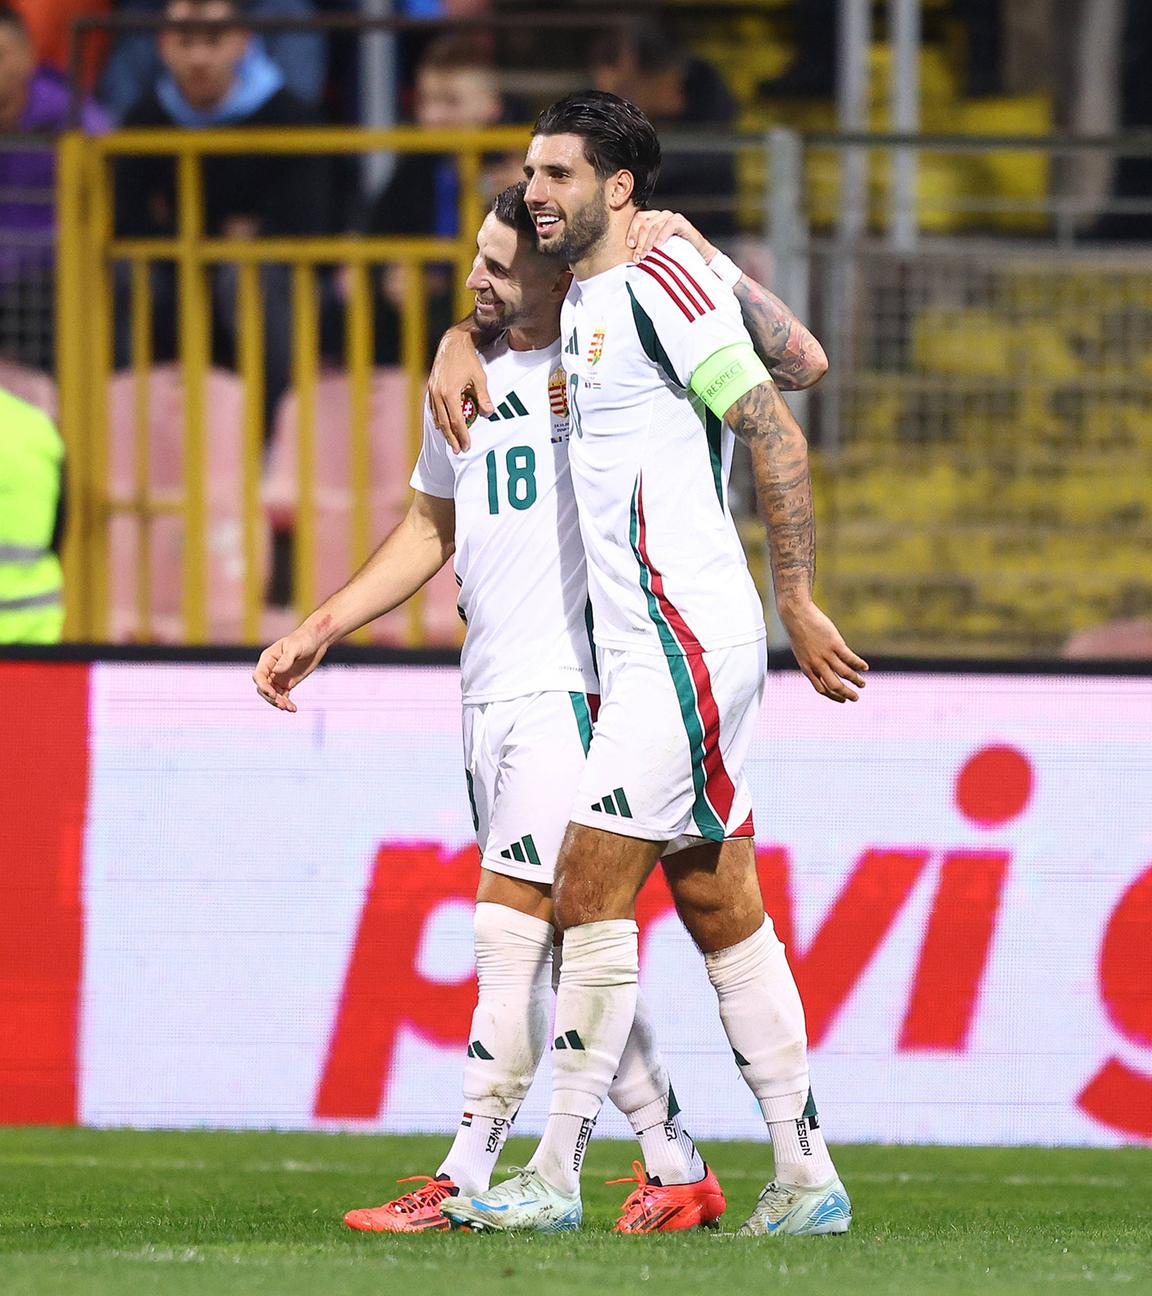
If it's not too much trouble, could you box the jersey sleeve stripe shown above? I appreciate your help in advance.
[642,251,705,314]
[635,259,698,321]
[648,247,715,313]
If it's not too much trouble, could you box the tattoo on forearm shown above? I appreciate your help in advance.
[727,383,816,600]
[733,275,827,391]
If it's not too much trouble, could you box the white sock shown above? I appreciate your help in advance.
[529,919,639,1195]
[609,992,704,1186]
[766,1089,837,1188]
[704,916,838,1186]
[437,903,553,1195]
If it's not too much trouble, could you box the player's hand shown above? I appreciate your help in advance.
[779,600,869,703]
[427,324,492,454]
[253,626,329,712]
[626,209,718,265]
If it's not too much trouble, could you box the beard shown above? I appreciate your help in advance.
[472,297,527,336]
[546,189,610,264]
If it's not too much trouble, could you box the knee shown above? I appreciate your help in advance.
[552,874,598,931]
[552,868,622,931]
[674,886,765,955]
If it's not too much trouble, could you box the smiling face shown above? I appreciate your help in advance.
[522,132,615,265]
[464,212,567,336]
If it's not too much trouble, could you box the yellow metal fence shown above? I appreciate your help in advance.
[56,125,529,644]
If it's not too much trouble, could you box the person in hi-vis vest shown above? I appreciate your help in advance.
[0,387,64,642]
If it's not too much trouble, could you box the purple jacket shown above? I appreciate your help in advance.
[0,68,109,275]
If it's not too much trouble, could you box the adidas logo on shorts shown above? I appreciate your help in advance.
[590,787,632,818]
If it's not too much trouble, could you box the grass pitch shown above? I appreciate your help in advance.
[1,1128,1149,1295]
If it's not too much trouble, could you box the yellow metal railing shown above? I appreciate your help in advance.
[56,125,530,644]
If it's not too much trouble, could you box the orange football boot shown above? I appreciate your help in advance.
[610,1160,727,1233]
[343,1175,458,1233]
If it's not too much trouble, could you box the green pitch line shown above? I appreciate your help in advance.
[0,1128,1149,1296]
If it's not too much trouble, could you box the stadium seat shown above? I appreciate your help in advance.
[264,368,462,646]
[106,364,265,643]
[0,360,57,419]
[1062,619,1152,660]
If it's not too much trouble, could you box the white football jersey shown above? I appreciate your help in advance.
[560,236,768,657]
[410,335,598,704]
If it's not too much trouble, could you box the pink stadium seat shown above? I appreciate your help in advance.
[1062,619,1152,660]
[106,364,266,643]
[264,367,462,647]
[0,360,57,419]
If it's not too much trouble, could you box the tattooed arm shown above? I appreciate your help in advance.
[626,209,828,390]
[725,379,868,702]
[730,275,828,391]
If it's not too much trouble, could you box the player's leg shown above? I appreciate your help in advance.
[659,639,851,1235]
[343,868,553,1233]
[443,824,659,1231]
[605,982,726,1231]
[543,865,710,1203]
[444,651,719,1232]
[524,823,662,1199]
[345,699,555,1232]
[470,688,710,1211]
[663,839,830,1168]
[434,867,554,1195]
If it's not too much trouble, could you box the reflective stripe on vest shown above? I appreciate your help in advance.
[0,544,50,562]
[0,589,62,612]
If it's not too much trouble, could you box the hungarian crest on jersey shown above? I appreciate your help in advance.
[461,392,478,428]
[548,364,570,443]
[587,326,606,366]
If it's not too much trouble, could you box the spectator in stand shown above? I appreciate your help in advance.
[365,33,506,240]
[113,0,330,425]
[100,0,327,121]
[589,19,738,236]
[8,0,110,84]
[360,33,513,363]
[0,3,108,372]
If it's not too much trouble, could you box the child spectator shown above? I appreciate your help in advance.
[360,33,513,363]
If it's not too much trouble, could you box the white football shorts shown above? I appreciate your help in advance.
[568,639,767,849]
[462,689,600,884]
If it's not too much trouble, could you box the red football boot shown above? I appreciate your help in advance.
[343,1175,458,1233]
[610,1160,727,1233]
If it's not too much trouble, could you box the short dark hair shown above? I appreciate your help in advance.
[420,32,495,76]
[532,90,661,208]
[0,4,28,37]
[589,20,684,77]
[491,180,537,243]
[163,0,245,18]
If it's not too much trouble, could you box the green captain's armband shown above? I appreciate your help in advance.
[690,342,771,419]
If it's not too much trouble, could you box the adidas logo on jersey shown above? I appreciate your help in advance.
[553,1029,585,1051]
[590,787,633,818]
[564,329,579,355]
[467,1040,494,1060]
[488,391,529,421]
[498,833,541,866]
